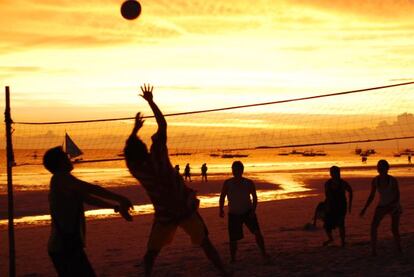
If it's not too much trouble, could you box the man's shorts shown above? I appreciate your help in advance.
[228,210,260,241]
[147,212,208,251]
[373,204,402,224]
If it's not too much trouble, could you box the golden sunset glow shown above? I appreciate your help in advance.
[1,0,414,122]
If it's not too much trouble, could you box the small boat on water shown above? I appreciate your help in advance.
[209,153,220,157]
[221,154,249,159]
[399,148,414,155]
[301,150,327,157]
[278,151,289,156]
[170,152,192,156]
[302,151,316,157]
[64,132,83,162]
[356,148,376,156]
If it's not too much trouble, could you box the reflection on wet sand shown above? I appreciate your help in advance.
[0,173,315,229]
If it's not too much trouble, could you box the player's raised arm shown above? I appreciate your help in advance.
[129,112,145,138]
[140,84,167,139]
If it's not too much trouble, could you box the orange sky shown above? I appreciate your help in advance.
[1,0,414,122]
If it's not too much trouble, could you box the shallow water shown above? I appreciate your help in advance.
[1,149,411,228]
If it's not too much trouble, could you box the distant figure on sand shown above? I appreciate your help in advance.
[174,164,180,175]
[219,161,268,263]
[124,84,229,276]
[361,155,367,163]
[43,146,133,277]
[360,160,402,256]
[323,166,353,247]
[201,163,208,182]
[408,153,412,164]
[184,163,192,182]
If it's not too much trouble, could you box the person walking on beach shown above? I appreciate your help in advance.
[43,146,133,277]
[219,161,268,263]
[184,163,192,182]
[360,159,402,256]
[323,166,353,247]
[408,153,412,164]
[201,163,208,182]
[174,164,180,175]
[124,84,229,276]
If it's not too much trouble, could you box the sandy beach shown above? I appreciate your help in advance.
[2,171,414,276]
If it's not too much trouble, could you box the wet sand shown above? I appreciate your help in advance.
[2,172,414,276]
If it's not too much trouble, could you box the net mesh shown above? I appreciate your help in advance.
[5,82,414,166]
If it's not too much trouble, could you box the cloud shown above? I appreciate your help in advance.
[0,0,189,54]
[0,66,42,72]
[389,78,414,82]
[290,0,414,19]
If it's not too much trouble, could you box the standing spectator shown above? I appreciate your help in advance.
[201,163,208,182]
[184,163,192,182]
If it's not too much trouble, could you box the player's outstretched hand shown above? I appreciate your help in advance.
[118,205,133,221]
[140,83,153,102]
[134,112,145,130]
[117,197,134,221]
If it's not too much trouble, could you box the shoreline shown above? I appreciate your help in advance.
[1,164,413,227]
[2,173,414,276]
[0,176,295,228]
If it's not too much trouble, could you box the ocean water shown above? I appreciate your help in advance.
[0,148,408,193]
[0,148,410,228]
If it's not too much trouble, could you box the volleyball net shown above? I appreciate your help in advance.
[5,81,414,166]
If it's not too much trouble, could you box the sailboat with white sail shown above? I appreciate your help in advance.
[64,132,83,162]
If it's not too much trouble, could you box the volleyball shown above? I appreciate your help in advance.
[121,0,142,20]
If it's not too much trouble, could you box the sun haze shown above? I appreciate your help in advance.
[0,0,413,122]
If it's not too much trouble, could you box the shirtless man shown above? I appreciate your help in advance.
[124,84,229,276]
[323,166,353,247]
[219,161,268,262]
[43,146,133,276]
[360,159,402,256]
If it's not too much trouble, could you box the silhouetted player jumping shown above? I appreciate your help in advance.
[124,84,229,276]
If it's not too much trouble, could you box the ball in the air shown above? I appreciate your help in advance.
[121,0,142,20]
